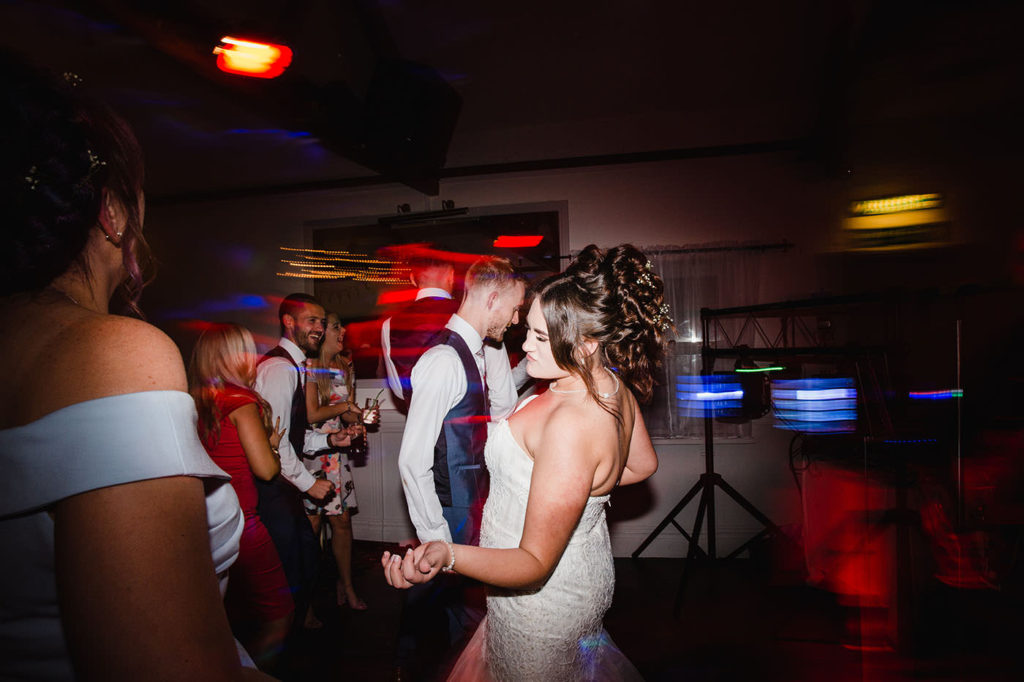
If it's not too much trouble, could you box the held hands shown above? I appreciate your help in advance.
[380,541,450,589]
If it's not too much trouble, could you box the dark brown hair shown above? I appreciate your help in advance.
[278,292,323,336]
[537,244,668,408]
[1,54,151,313]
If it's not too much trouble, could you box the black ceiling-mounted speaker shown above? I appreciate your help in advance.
[358,58,462,195]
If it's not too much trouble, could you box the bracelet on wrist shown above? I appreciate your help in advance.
[441,540,456,573]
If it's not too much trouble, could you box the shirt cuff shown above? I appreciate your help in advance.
[418,527,453,544]
[284,466,318,493]
[305,431,329,453]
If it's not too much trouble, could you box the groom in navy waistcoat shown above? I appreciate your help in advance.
[395,256,525,679]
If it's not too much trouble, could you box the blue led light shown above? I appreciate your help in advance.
[676,375,743,418]
[772,377,857,433]
[160,293,270,318]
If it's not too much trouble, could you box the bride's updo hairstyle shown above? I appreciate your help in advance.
[1,54,151,312]
[537,243,669,406]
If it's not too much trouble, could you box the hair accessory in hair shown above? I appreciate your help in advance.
[645,260,653,270]
[86,149,106,173]
[24,165,40,190]
[62,71,83,87]
[654,303,673,331]
[639,271,653,287]
[23,149,105,194]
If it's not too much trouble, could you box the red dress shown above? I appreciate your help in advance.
[202,387,293,622]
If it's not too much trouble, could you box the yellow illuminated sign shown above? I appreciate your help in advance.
[849,193,943,217]
[842,193,950,251]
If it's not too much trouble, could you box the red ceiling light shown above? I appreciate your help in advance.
[493,235,544,248]
[213,37,293,79]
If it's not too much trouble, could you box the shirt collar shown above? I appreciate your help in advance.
[278,337,307,366]
[445,314,484,355]
[416,287,452,300]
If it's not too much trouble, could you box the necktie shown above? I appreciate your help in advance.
[476,347,490,413]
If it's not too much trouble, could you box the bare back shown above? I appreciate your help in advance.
[508,376,649,497]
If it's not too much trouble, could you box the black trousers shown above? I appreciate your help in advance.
[395,504,485,678]
[254,476,320,625]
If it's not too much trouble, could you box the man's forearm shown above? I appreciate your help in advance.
[399,467,452,543]
[278,442,316,491]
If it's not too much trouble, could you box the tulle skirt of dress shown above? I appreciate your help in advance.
[447,616,644,682]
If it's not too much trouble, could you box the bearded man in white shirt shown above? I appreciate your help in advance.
[394,256,525,678]
[254,293,352,630]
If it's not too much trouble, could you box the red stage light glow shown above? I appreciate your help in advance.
[377,289,418,305]
[213,37,292,78]
[493,235,543,248]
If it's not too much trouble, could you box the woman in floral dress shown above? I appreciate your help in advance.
[303,312,367,610]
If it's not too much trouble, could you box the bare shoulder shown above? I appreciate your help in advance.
[539,399,613,455]
[55,315,187,403]
[1,304,188,426]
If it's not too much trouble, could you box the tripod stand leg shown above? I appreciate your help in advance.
[674,484,709,617]
[725,528,772,560]
[716,475,779,531]
[632,478,704,559]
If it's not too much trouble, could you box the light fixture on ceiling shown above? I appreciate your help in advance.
[213,37,293,79]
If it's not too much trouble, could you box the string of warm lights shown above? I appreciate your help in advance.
[280,259,394,271]
[280,246,395,264]
[277,246,410,282]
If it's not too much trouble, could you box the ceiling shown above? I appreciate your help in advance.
[2,1,1019,202]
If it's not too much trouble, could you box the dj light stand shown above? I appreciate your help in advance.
[631,314,782,616]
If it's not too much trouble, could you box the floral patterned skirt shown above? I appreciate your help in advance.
[302,448,358,516]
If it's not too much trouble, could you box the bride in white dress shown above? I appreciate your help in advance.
[383,244,669,681]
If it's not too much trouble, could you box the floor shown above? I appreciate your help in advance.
[272,539,1024,681]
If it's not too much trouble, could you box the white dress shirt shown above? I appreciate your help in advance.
[254,337,327,493]
[398,314,517,543]
[381,287,453,400]
[511,355,531,390]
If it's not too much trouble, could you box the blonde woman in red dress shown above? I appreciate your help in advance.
[190,323,293,668]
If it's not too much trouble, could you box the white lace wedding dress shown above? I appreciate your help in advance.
[448,405,643,681]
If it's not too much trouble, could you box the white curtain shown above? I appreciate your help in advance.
[643,244,768,439]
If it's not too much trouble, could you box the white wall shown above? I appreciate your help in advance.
[146,151,831,557]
